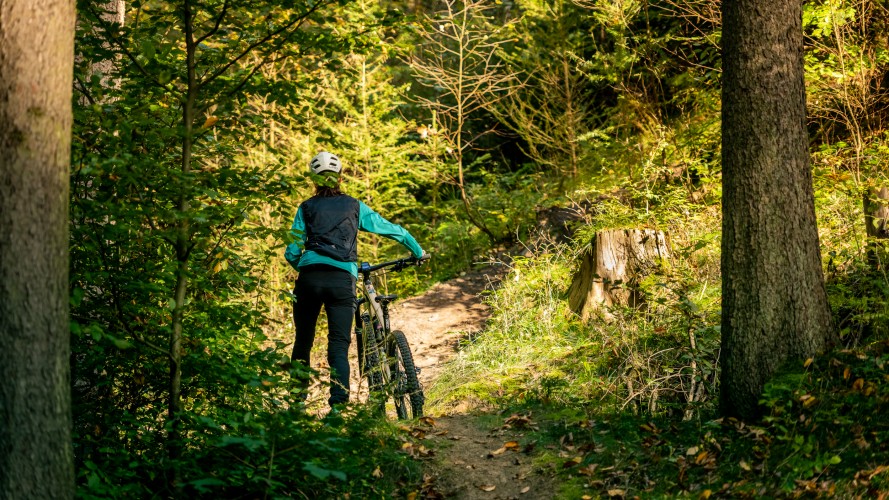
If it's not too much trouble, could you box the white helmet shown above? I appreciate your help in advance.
[309,151,342,175]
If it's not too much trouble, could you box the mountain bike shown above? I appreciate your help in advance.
[355,255,429,419]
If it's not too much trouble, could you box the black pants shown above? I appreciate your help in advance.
[292,265,356,406]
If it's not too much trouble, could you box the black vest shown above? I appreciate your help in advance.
[301,195,360,262]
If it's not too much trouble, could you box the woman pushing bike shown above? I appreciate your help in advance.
[284,151,426,408]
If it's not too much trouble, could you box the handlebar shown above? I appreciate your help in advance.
[359,254,431,275]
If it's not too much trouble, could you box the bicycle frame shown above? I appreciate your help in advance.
[355,257,418,336]
[354,259,407,381]
[352,256,428,418]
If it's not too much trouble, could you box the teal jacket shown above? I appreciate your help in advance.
[284,199,424,278]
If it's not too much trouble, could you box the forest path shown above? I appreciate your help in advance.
[388,268,499,389]
[388,266,558,499]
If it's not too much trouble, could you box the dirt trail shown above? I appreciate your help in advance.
[389,269,500,388]
[389,267,558,499]
[306,264,557,497]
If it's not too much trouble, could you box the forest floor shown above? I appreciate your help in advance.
[387,265,558,499]
[302,263,561,498]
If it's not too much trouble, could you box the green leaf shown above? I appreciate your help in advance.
[140,41,156,60]
[188,478,225,493]
[71,287,84,307]
[109,336,133,350]
[303,461,347,481]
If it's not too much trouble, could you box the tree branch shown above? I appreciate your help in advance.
[195,0,231,46]
[85,5,173,93]
[197,1,328,91]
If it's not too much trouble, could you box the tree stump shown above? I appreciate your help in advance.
[865,186,889,238]
[567,229,670,322]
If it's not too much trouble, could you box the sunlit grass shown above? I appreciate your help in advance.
[426,189,725,417]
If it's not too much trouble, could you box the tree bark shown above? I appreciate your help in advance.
[567,229,670,322]
[0,0,76,497]
[167,0,199,464]
[720,0,835,420]
[91,1,125,90]
[864,186,889,238]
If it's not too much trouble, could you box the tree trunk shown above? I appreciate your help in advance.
[864,186,889,269]
[720,0,835,420]
[91,1,125,90]
[0,0,76,497]
[167,0,199,465]
[567,229,670,322]
[75,0,125,105]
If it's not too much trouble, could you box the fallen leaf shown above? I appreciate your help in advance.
[420,416,436,426]
[521,486,530,493]
[563,456,583,468]
[402,442,413,450]
[577,463,599,476]
[607,489,626,497]
[504,441,520,450]
[870,465,889,480]
[406,492,417,500]
[504,413,533,429]
[478,484,496,492]
[844,366,852,380]
[700,489,712,499]
[695,450,709,464]
[686,446,700,456]
[804,357,814,368]
[490,447,507,456]
[853,378,865,390]
[739,460,751,471]
[372,467,383,478]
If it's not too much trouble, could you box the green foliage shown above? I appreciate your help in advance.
[77,382,420,498]
[71,0,420,497]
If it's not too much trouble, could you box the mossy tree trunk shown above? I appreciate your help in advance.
[864,186,889,267]
[0,0,76,497]
[567,229,670,322]
[865,187,889,238]
[720,0,835,420]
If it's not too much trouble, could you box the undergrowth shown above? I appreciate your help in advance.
[480,338,889,498]
[424,173,889,497]
[426,185,724,419]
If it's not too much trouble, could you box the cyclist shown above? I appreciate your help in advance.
[284,151,426,408]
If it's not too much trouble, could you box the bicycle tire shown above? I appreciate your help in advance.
[388,330,424,419]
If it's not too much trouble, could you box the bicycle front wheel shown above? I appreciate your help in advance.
[387,330,424,419]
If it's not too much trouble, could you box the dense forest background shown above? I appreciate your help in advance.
[53,0,889,496]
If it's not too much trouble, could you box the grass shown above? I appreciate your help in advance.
[421,175,889,497]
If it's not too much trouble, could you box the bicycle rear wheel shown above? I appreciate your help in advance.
[387,330,424,419]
